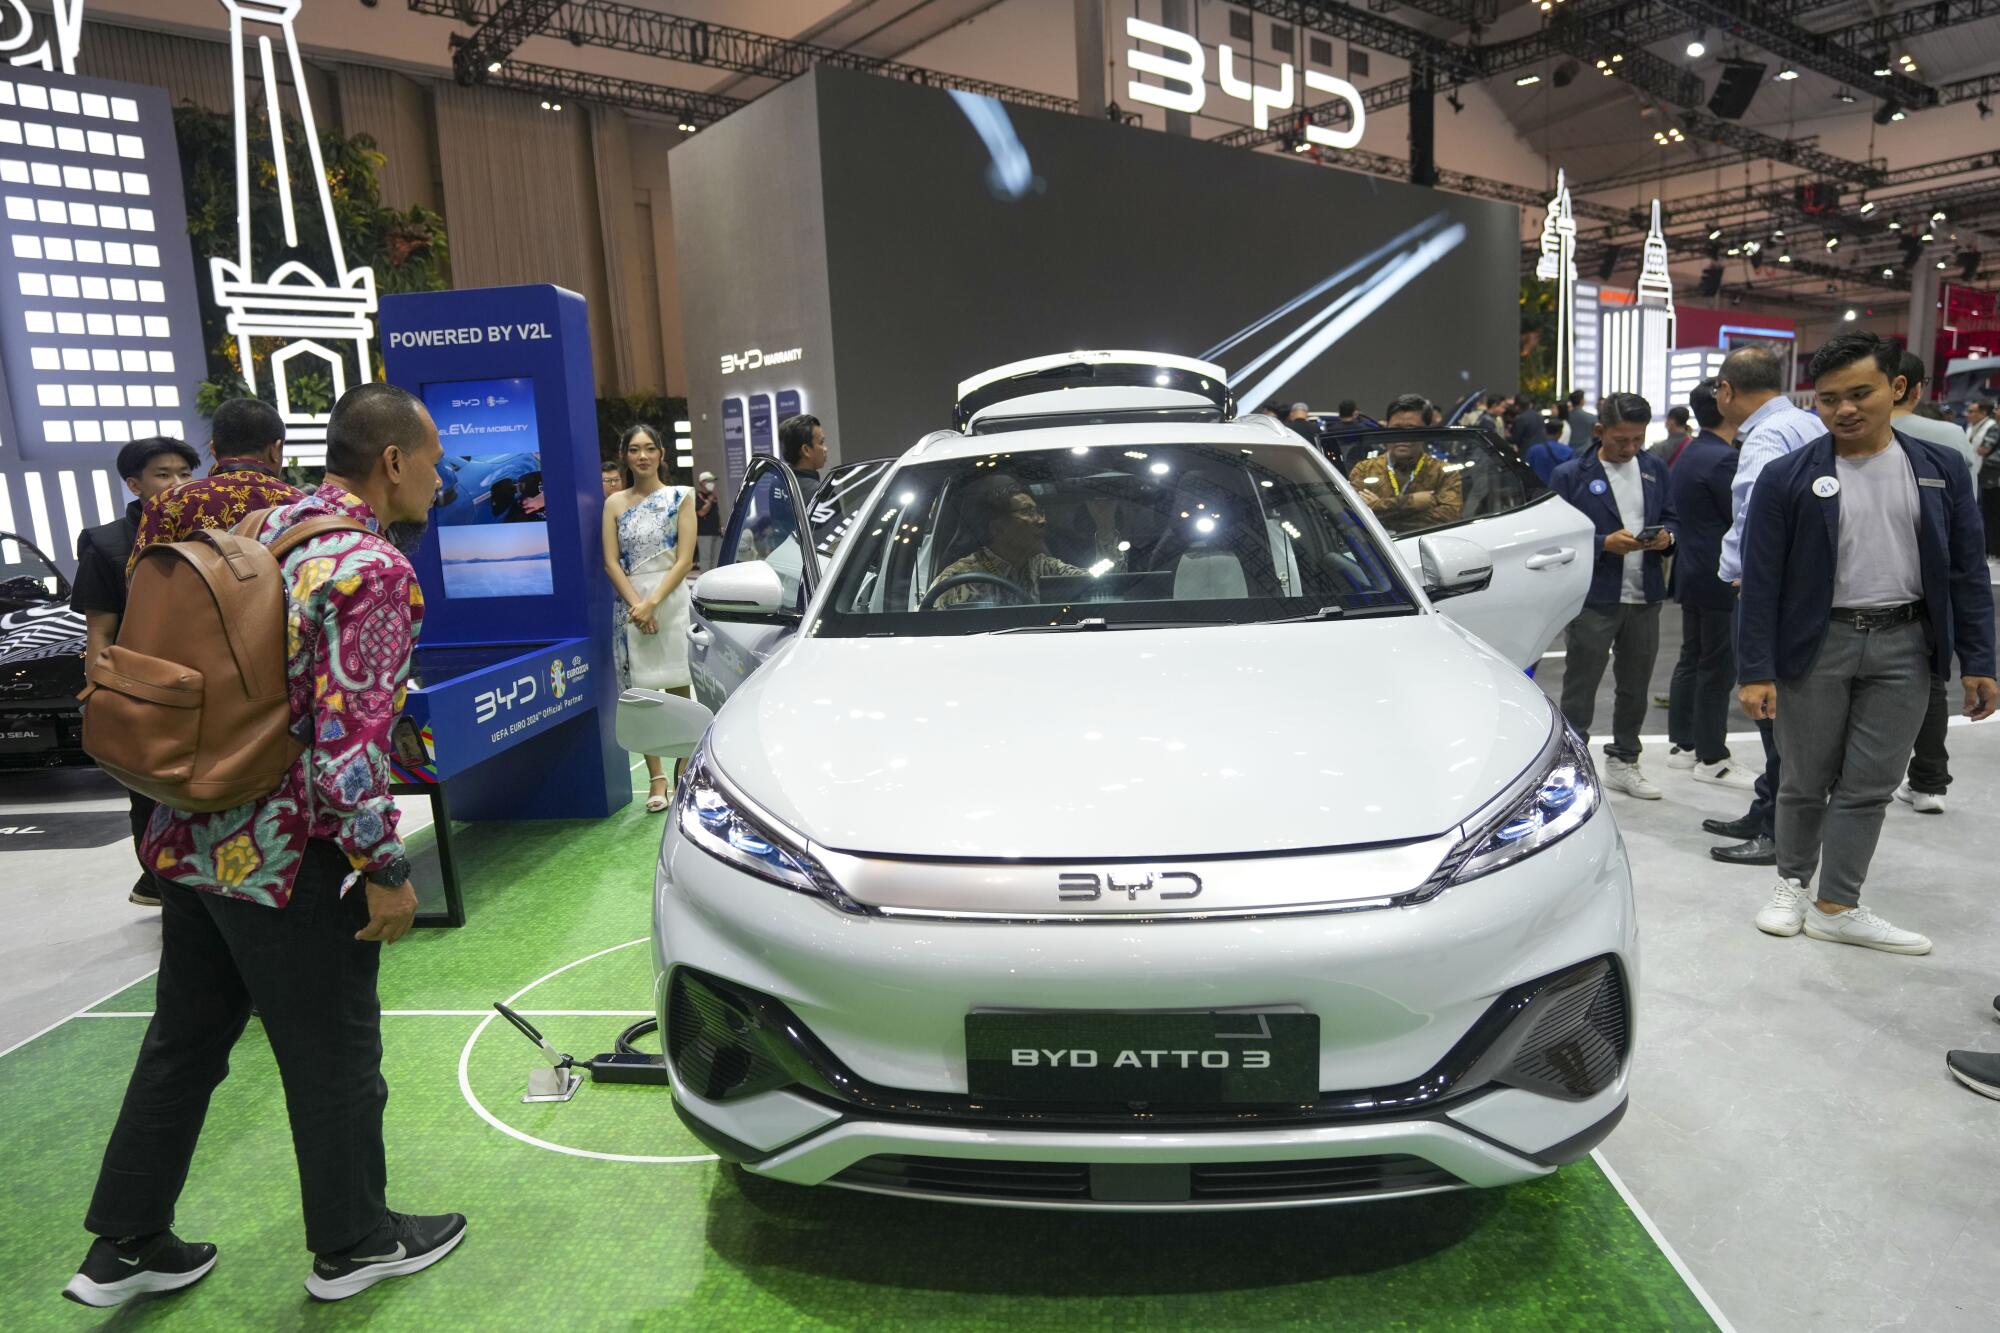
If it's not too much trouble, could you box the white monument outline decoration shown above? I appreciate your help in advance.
[0,0,86,76]
[212,0,376,452]
[1534,169,1578,402]
[1636,197,1677,336]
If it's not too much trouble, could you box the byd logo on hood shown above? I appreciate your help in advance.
[1124,17,1366,149]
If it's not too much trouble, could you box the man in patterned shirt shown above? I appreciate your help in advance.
[926,474,1091,609]
[66,385,465,1310]
[125,396,299,576]
[1346,395,1464,533]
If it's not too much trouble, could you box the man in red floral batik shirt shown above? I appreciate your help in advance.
[65,385,468,1312]
[125,397,300,577]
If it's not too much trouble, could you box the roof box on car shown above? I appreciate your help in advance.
[952,351,1236,433]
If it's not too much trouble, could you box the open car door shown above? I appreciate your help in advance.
[687,456,818,713]
[1339,427,1593,668]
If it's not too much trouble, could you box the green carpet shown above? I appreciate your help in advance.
[0,789,1717,1330]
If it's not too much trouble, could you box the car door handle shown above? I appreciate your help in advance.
[687,625,711,645]
[1525,548,1577,570]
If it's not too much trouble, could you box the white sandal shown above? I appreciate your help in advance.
[645,776,670,814]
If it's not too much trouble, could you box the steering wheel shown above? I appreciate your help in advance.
[919,570,1032,611]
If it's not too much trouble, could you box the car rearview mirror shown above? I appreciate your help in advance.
[692,560,787,616]
[615,688,714,760]
[1418,534,1494,602]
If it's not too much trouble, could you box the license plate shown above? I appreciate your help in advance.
[0,720,56,753]
[965,1011,1319,1105]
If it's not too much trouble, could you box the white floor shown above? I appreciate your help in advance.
[4,620,1997,1330]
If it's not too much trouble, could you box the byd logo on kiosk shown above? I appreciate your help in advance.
[1123,17,1366,148]
[473,674,538,724]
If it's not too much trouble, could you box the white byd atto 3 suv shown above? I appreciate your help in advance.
[619,351,1630,1210]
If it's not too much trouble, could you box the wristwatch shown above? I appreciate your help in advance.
[367,856,413,889]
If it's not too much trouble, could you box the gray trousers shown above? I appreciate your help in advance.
[1561,601,1662,762]
[1773,620,1931,907]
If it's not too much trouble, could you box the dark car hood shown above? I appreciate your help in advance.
[0,603,87,700]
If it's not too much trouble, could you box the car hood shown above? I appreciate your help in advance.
[707,616,1555,859]
[0,604,86,700]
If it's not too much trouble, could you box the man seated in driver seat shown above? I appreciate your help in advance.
[926,475,1091,609]
[1346,394,1464,533]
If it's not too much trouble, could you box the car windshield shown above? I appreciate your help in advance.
[0,534,63,602]
[813,440,1416,637]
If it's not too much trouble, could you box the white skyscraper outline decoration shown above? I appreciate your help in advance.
[0,0,87,76]
[211,0,375,456]
[1636,198,1676,332]
[1534,170,1578,402]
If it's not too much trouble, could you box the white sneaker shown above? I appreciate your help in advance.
[1692,758,1759,790]
[1754,878,1811,937]
[1802,904,1933,955]
[1894,781,1945,814]
[1602,757,1662,800]
[1665,745,1698,770]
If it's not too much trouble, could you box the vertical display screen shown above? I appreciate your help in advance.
[775,388,803,423]
[422,376,554,599]
[721,396,746,499]
[748,393,773,460]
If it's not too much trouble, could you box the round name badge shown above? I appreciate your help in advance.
[1813,476,1841,499]
[1588,479,1609,496]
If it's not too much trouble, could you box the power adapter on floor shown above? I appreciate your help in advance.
[584,1051,672,1085]
[493,1002,673,1094]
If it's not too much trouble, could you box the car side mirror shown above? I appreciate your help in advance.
[1418,534,1494,602]
[692,560,788,617]
[615,688,715,760]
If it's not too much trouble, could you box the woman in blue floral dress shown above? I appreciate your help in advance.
[601,424,697,811]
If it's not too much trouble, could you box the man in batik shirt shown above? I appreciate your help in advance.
[67,386,468,1312]
[126,396,299,575]
[927,474,1094,609]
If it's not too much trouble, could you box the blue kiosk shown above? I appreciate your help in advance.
[379,284,629,924]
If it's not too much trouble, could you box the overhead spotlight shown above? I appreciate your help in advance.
[1687,33,1707,59]
[1776,68,1800,82]
[1824,233,1841,250]
[1883,267,1895,278]
[1727,245,1743,256]
[1552,59,1580,88]
[540,100,551,110]
[1516,73,1542,87]
[1874,99,1903,124]
[552,102,562,111]
[485,60,502,74]
[1772,228,1786,239]
[1937,259,1948,270]
[1888,219,1902,230]
[1612,52,1625,63]
[1891,109,1906,121]
[1859,200,1876,214]
[1932,210,1947,221]
[1837,89,1858,104]
[1744,239,1762,255]
[1872,50,1894,77]
[1921,230,1936,242]
[1778,253,1793,263]
[1843,309,1858,321]
[1708,226,1724,240]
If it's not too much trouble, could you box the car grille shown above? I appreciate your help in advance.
[830,1153,1462,1205]
[1499,956,1628,1100]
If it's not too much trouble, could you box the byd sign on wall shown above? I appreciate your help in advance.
[1124,18,1366,149]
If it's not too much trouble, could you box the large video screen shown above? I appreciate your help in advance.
[808,69,1520,452]
[422,377,554,599]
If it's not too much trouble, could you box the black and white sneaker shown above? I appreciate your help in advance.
[1946,1050,2000,1101]
[305,1212,466,1302]
[62,1231,216,1307]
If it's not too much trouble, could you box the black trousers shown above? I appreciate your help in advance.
[127,792,163,895]
[1982,485,2000,559]
[1729,607,1783,837]
[85,840,389,1254]
[1906,674,1952,794]
[1668,604,1736,764]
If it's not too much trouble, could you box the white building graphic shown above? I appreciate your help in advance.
[1,0,87,76]
[1534,170,1578,402]
[1600,198,1678,434]
[212,0,375,460]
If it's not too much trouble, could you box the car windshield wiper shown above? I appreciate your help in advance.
[1258,603,1411,625]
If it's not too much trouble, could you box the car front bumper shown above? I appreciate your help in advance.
[653,805,1637,1208]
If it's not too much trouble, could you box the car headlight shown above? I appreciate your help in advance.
[1409,716,1599,899]
[676,749,865,913]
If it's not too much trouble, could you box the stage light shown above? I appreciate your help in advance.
[1837,89,1858,103]
[1825,234,1841,250]
[1932,210,1947,221]
[486,60,502,74]
[1687,40,1706,59]
[1891,109,1905,120]
[1776,68,1799,82]
[540,100,550,110]
[1778,253,1792,263]
[1883,268,1895,278]
[1708,226,1724,240]
[1859,200,1876,214]
[1772,228,1785,239]
[1516,73,1541,87]
[1922,230,1935,242]
[1888,219,1902,230]
[1875,99,1903,124]
[1937,260,1948,269]
[1843,309,1857,321]
[1727,245,1742,256]
[1872,50,1894,77]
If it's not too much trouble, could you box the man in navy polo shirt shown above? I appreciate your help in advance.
[1550,392,1678,800]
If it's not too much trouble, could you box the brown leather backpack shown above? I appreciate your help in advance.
[83,508,365,812]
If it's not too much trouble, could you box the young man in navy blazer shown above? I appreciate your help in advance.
[1663,379,1758,795]
[1550,392,1678,800]
[1738,332,1998,955]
